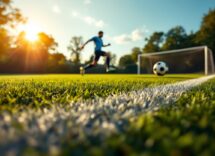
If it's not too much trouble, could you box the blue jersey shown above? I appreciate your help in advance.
[90,36,103,51]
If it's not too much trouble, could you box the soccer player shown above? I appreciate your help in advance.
[80,31,115,73]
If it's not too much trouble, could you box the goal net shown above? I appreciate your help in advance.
[138,46,215,75]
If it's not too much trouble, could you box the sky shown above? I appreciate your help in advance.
[14,0,215,63]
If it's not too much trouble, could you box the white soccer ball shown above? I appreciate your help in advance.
[153,61,169,76]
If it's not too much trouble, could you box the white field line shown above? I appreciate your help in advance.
[0,75,214,153]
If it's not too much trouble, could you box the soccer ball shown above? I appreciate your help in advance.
[153,61,169,76]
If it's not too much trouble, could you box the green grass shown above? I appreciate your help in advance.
[59,78,215,156]
[1,74,213,156]
[0,74,200,111]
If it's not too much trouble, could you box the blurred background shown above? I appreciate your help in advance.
[0,0,215,74]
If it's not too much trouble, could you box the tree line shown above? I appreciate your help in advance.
[119,9,215,73]
[0,0,117,73]
[0,0,215,73]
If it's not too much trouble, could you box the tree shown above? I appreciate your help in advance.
[68,36,83,64]
[162,26,188,50]
[0,28,10,63]
[0,0,25,27]
[110,53,117,66]
[11,31,58,73]
[49,53,66,63]
[0,0,24,64]
[37,32,58,52]
[102,52,117,66]
[131,47,142,62]
[196,9,215,54]
[85,55,94,65]
[162,26,198,51]
[119,55,134,68]
[47,53,67,72]
[143,32,164,53]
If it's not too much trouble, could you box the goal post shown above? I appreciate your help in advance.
[209,49,215,75]
[205,47,208,75]
[138,46,215,75]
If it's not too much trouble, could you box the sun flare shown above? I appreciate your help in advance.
[20,22,41,42]
[25,31,38,42]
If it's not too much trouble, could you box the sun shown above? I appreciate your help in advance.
[20,22,41,42]
[25,30,38,42]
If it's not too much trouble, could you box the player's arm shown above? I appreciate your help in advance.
[80,38,93,50]
[103,43,111,47]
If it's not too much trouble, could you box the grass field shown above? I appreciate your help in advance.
[1,74,214,156]
[83,78,215,156]
[0,74,200,111]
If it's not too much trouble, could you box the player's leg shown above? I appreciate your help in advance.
[101,52,115,72]
[84,52,100,70]
[84,60,97,70]
[105,53,111,69]
[80,60,97,75]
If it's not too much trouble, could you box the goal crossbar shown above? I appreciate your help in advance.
[140,46,206,57]
[138,46,214,75]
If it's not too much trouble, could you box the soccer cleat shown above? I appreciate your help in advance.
[80,67,85,75]
[106,67,116,73]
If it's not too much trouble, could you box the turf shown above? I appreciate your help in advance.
[1,74,212,156]
[0,74,200,111]
[59,77,215,156]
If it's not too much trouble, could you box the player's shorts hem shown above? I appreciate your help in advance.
[94,50,106,61]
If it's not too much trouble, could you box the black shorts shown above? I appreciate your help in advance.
[94,50,106,61]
